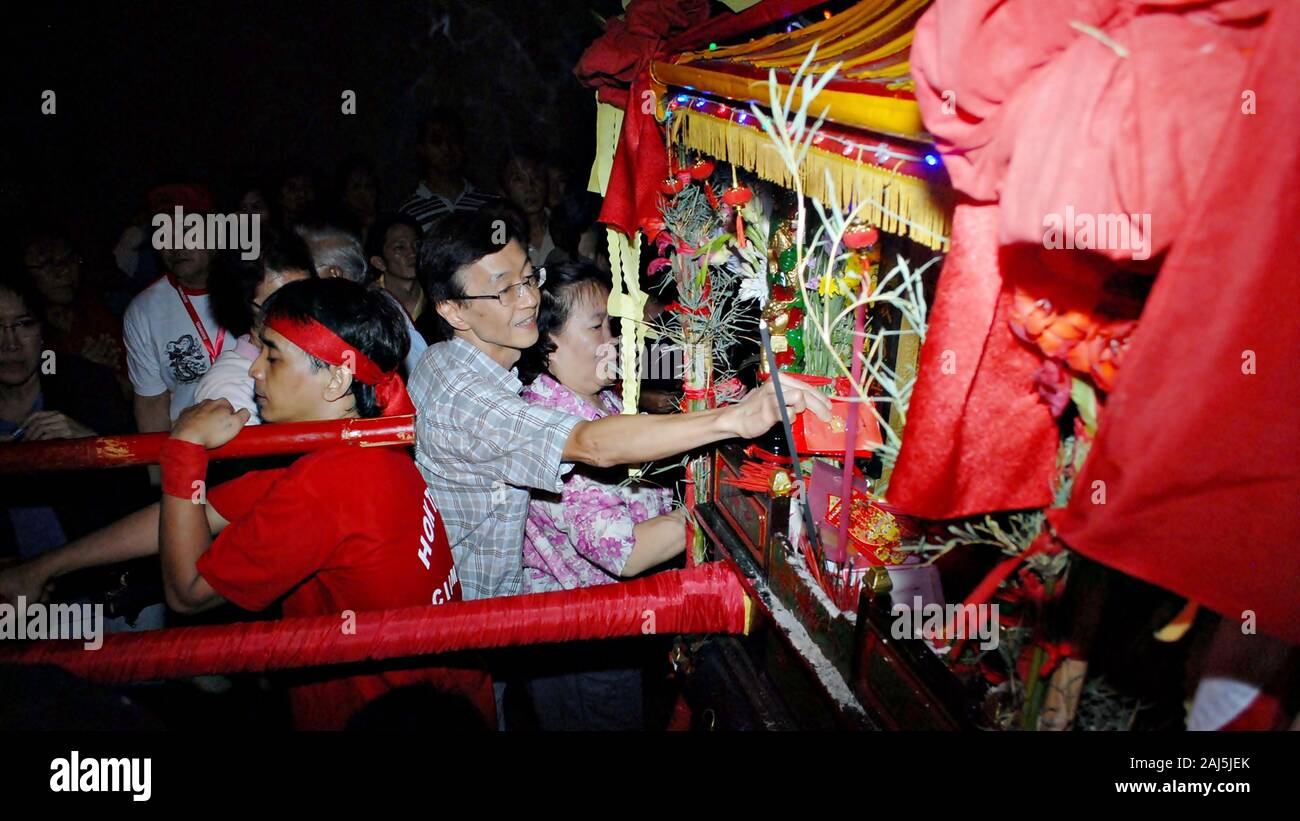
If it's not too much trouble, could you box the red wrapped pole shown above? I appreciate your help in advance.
[0,563,750,685]
[0,415,415,474]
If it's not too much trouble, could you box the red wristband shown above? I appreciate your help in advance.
[160,438,210,500]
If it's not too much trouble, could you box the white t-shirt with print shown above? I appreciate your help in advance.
[124,276,225,422]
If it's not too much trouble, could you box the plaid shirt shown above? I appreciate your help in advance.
[408,337,579,600]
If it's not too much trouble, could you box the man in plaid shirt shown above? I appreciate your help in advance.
[409,210,830,601]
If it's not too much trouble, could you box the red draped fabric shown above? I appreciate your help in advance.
[889,0,1277,512]
[1050,1,1300,644]
[888,202,1061,518]
[890,0,1298,642]
[575,0,827,238]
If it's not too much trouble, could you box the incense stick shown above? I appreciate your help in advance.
[759,319,824,567]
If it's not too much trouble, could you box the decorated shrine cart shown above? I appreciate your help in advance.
[579,0,1300,731]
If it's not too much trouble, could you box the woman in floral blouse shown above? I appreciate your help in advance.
[518,261,686,730]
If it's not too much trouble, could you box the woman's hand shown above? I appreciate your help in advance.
[722,372,832,440]
[625,507,691,577]
[170,399,250,449]
[18,411,96,441]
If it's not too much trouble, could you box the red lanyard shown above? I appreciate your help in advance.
[167,274,225,365]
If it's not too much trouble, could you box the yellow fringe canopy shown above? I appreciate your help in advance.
[673,101,949,250]
[652,0,950,250]
[654,0,933,136]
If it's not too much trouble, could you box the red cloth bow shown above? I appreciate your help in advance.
[574,0,827,239]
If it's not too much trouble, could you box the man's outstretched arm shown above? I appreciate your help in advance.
[563,372,831,468]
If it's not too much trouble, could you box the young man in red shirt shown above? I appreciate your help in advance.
[1,278,491,729]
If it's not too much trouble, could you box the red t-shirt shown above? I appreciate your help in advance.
[197,445,494,730]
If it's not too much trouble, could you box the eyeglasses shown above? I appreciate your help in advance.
[0,319,41,338]
[460,267,546,308]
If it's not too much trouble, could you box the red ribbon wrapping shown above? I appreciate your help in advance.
[0,563,749,684]
[159,438,209,499]
[663,301,710,317]
[680,376,743,406]
[0,416,415,475]
[266,316,416,417]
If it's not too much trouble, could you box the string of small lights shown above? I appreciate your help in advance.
[666,92,941,176]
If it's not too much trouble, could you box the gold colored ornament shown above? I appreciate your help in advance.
[770,218,796,259]
[865,566,893,595]
[769,470,793,497]
[762,301,790,332]
[762,301,792,353]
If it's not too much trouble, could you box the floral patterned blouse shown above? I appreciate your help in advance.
[521,374,675,593]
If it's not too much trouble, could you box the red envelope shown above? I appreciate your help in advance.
[825,488,908,566]
[794,402,883,456]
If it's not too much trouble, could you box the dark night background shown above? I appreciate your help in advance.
[0,0,625,256]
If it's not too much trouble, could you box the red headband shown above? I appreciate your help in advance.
[265,316,415,417]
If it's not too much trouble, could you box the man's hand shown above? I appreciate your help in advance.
[0,559,53,605]
[170,399,250,449]
[18,411,96,441]
[721,372,832,440]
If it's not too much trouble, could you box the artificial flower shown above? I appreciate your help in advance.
[1033,359,1072,418]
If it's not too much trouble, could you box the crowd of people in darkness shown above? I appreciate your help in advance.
[0,106,830,731]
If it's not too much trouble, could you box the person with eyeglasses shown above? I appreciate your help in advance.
[410,209,833,606]
[0,273,129,444]
[0,271,150,566]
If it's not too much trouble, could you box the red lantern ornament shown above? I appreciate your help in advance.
[658,177,687,196]
[722,185,752,207]
[723,185,753,247]
[688,159,716,180]
[843,225,879,250]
